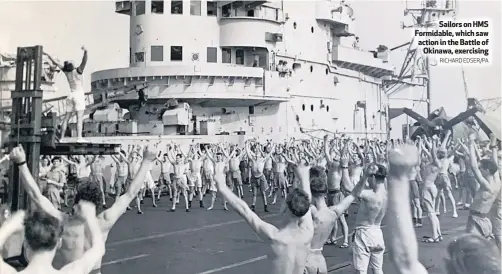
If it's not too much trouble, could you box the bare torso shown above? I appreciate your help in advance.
[274,156,287,173]
[326,162,342,190]
[229,157,240,172]
[310,205,337,250]
[266,226,313,274]
[251,157,266,177]
[189,159,202,174]
[355,187,387,227]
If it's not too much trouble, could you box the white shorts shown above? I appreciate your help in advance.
[352,226,385,271]
[141,172,156,190]
[66,90,86,113]
[188,173,202,188]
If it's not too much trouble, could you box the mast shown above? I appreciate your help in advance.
[403,0,457,115]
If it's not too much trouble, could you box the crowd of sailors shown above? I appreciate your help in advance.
[0,131,500,274]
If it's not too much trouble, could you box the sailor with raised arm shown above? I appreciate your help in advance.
[246,139,275,212]
[323,134,349,247]
[45,46,88,143]
[0,203,105,274]
[305,159,366,274]
[461,134,500,238]
[434,130,458,218]
[10,144,158,274]
[347,147,388,274]
[215,149,314,274]
[205,144,230,211]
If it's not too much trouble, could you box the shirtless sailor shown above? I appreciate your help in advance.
[461,134,500,238]
[323,135,349,247]
[350,160,388,274]
[433,130,458,218]
[88,155,107,208]
[156,152,173,202]
[488,134,501,249]
[187,144,205,208]
[215,147,314,274]
[263,144,274,196]
[166,144,190,212]
[10,144,158,274]
[110,151,129,202]
[203,150,215,195]
[0,204,105,274]
[271,146,288,205]
[419,136,443,242]
[246,140,275,212]
[128,149,144,213]
[305,163,366,274]
[44,46,88,143]
[205,144,230,211]
[228,146,245,199]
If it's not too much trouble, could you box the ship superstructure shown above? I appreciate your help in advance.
[76,1,395,143]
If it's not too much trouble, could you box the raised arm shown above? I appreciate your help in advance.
[98,146,157,230]
[329,170,366,216]
[0,211,24,274]
[61,201,105,274]
[44,52,63,70]
[76,46,88,74]
[387,145,428,274]
[10,145,62,220]
[467,134,491,191]
[215,168,278,242]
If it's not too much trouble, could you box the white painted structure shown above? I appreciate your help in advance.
[87,0,395,143]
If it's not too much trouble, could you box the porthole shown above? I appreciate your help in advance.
[302,104,305,111]
[325,68,328,75]
[326,106,330,112]
[310,66,313,72]
[311,26,314,33]
[310,105,314,111]
[293,22,297,29]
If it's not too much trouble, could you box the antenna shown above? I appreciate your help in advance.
[402,0,458,115]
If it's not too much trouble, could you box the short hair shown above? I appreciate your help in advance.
[310,176,327,197]
[176,153,182,158]
[286,188,310,218]
[373,164,387,181]
[309,166,327,180]
[480,159,498,175]
[74,181,102,208]
[24,211,63,252]
[51,157,61,164]
[216,152,222,156]
[446,234,501,274]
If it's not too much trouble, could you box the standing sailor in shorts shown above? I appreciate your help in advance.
[323,135,349,247]
[433,130,458,218]
[45,46,88,143]
[419,136,442,243]
[461,134,500,238]
[246,140,275,212]
[305,162,366,274]
[110,151,129,202]
[156,152,173,202]
[188,144,205,208]
[205,144,230,211]
[271,146,288,205]
[167,145,190,212]
[350,160,388,274]
[228,146,245,199]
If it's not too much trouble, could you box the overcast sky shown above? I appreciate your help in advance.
[1,0,500,118]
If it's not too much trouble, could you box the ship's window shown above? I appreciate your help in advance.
[190,0,201,16]
[310,105,314,111]
[310,66,313,72]
[302,104,305,111]
[151,1,164,14]
[135,1,146,15]
[170,46,183,61]
[151,46,163,61]
[249,106,255,115]
[325,68,329,75]
[293,22,297,29]
[135,52,145,62]
[311,26,314,33]
[235,49,244,65]
[207,47,217,63]
[171,0,183,14]
[129,47,132,63]
[247,9,255,17]
[207,1,217,16]
[222,48,231,63]
[326,106,330,112]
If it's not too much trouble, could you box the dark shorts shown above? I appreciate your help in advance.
[251,175,267,190]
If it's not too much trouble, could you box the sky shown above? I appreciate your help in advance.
[1,0,501,119]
